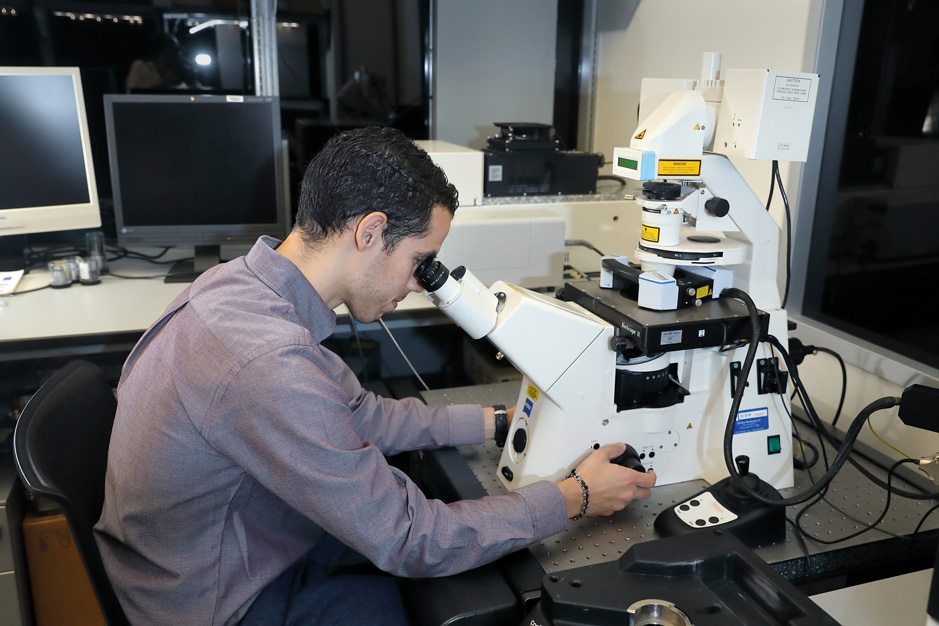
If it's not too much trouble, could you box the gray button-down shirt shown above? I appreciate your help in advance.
[94,237,567,625]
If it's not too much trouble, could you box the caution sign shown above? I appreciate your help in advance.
[634,129,646,140]
[526,383,540,403]
[694,124,701,130]
[642,224,661,243]
[658,159,701,176]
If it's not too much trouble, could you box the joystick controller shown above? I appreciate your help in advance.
[611,444,645,472]
[653,455,786,548]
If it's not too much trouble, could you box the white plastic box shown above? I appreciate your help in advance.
[713,69,820,162]
[415,140,484,206]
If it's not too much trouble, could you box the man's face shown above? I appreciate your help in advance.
[345,205,451,323]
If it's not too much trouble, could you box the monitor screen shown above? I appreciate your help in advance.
[0,67,101,269]
[103,94,288,281]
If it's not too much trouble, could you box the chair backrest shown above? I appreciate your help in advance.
[13,360,129,626]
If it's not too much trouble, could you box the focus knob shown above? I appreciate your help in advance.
[705,196,730,217]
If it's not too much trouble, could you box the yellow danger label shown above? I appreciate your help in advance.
[686,423,693,429]
[526,383,540,402]
[658,159,702,176]
[634,129,646,140]
[641,224,661,243]
[695,285,711,299]
[694,123,701,130]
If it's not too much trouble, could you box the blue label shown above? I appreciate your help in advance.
[641,151,656,179]
[523,398,534,417]
[733,407,769,434]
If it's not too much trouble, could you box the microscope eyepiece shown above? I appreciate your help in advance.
[416,257,450,292]
[418,258,499,339]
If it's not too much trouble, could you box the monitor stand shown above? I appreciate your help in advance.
[164,245,222,283]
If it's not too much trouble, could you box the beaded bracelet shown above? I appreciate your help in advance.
[568,470,589,520]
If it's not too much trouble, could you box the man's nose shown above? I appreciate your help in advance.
[406,273,424,293]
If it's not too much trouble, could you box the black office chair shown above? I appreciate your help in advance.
[13,360,130,626]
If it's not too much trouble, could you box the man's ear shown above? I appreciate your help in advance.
[354,212,388,251]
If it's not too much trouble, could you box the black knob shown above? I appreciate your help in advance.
[512,428,527,454]
[735,455,750,476]
[705,196,730,217]
[611,444,646,473]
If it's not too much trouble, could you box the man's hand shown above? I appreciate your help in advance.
[558,443,656,519]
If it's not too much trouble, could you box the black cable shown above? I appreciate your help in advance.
[792,433,820,470]
[789,380,915,547]
[107,273,166,280]
[110,246,178,264]
[784,347,833,473]
[815,346,848,427]
[793,488,828,540]
[793,449,907,547]
[773,161,793,309]
[22,245,84,270]
[786,516,814,593]
[765,160,777,211]
[800,393,833,474]
[349,319,370,382]
[565,239,605,257]
[772,334,939,501]
[597,174,627,186]
[911,502,939,540]
[772,340,831,473]
[721,288,901,507]
[796,458,918,545]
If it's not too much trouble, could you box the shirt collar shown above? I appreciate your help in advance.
[245,236,337,343]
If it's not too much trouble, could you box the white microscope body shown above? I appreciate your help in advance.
[423,54,818,491]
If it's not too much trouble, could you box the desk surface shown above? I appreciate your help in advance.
[0,252,436,344]
[422,382,939,586]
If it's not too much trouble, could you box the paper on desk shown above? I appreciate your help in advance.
[0,270,25,295]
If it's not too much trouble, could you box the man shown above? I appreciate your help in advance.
[95,127,656,625]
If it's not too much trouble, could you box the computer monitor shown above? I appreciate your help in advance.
[103,94,289,282]
[0,67,102,271]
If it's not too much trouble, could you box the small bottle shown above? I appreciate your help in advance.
[85,231,108,274]
[48,260,72,288]
[65,256,82,283]
[78,256,101,285]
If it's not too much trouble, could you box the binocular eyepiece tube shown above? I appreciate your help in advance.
[416,258,499,340]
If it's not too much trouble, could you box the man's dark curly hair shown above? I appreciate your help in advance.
[295,126,459,251]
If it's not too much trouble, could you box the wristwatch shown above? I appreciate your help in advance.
[493,404,508,448]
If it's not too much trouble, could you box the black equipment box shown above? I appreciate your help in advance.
[483,122,599,196]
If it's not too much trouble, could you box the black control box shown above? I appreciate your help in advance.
[482,122,599,196]
[654,456,786,548]
[483,150,599,196]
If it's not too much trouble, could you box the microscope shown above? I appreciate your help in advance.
[419,53,819,492]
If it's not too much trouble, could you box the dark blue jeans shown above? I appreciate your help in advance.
[238,534,411,625]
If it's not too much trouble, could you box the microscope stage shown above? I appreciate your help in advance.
[559,280,769,355]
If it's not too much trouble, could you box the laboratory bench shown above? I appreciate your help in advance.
[416,381,939,622]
